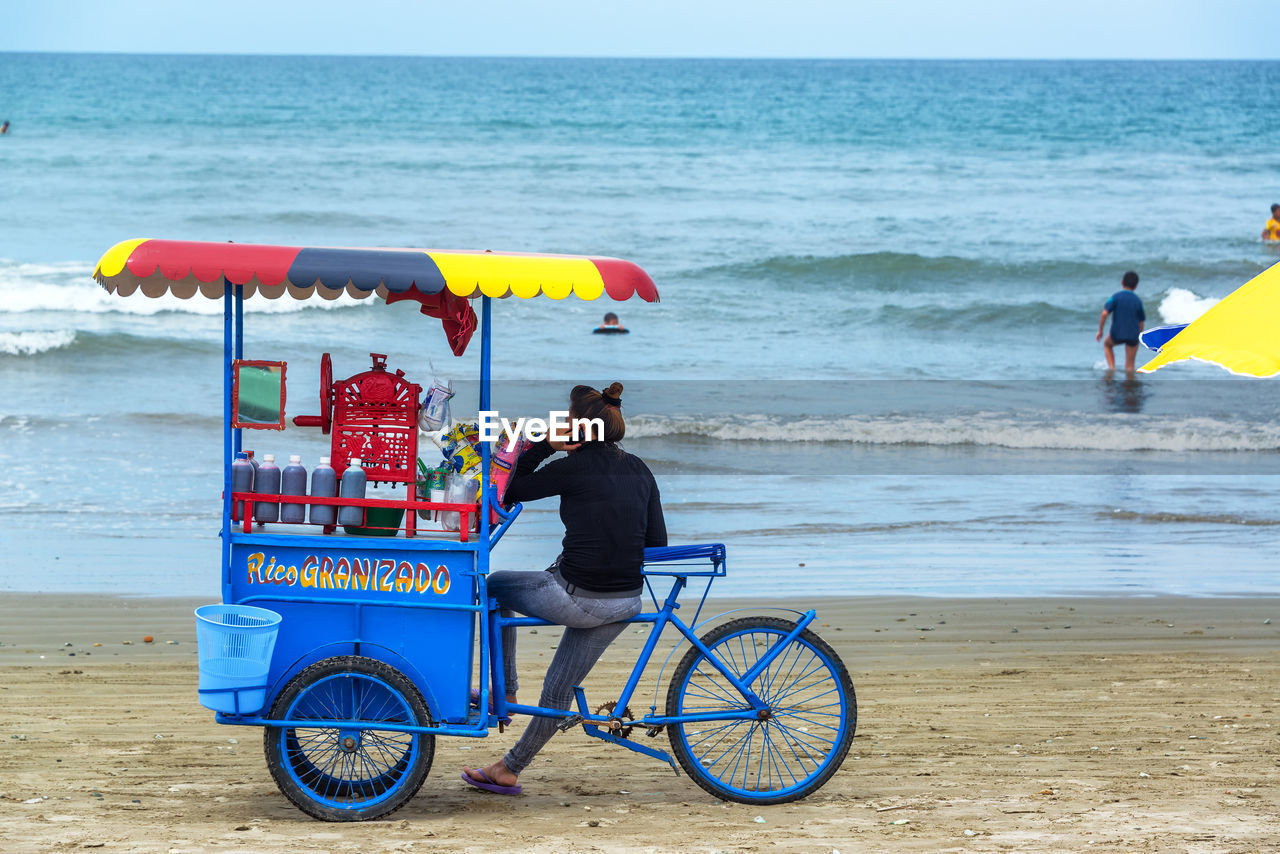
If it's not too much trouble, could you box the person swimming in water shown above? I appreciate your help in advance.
[0,121,9,135]
[592,312,629,334]
[1262,204,1280,242]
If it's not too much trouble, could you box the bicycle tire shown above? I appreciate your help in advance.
[264,655,434,821]
[666,616,855,804]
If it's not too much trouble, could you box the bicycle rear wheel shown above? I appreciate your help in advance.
[666,616,855,804]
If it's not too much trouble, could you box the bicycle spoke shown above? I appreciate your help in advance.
[769,718,827,771]
[683,673,745,708]
[725,722,757,789]
[757,645,808,706]
[692,717,753,783]
[771,724,837,759]
[683,719,748,759]
[762,727,803,783]
[682,670,738,704]
[772,707,844,735]
[760,728,783,791]
[760,639,799,700]
[762,660,824,706]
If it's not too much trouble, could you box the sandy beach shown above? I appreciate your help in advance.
[2,592,1278,853]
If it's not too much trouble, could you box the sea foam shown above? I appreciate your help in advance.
[626,412,1280,453]
[0,330,77,356]
[0,259,370,316]
[1158,287,1219,325]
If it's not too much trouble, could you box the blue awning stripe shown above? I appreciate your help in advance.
[288,248,447,294]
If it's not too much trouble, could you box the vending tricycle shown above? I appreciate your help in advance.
[94,238,856,821]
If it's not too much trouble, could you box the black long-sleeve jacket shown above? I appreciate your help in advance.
[504,440,667,593]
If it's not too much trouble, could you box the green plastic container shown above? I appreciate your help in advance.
[343,505,405,537]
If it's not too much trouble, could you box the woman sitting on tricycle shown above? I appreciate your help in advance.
[463,382,666,795]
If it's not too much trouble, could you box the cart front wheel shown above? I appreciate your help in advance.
[264,655,434,821]
[666,616,855,804]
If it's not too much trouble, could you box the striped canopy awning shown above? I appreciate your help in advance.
[93,239,660,303]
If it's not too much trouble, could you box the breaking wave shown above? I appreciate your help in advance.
[0,259,371,316]
[626,412,1280,452]
[0,330,77,356]
[704,251,1271,291]
[1158,287,1219,325]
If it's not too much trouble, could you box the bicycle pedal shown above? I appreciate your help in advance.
[555,714,585,733]
[644,725,664,738]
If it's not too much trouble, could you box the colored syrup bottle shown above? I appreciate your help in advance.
[280,455,308,524]
[254,454,281,523]
[231,452,254,522]
[338,458,367,527]
[244,449,260,489]
[309,457,338,525]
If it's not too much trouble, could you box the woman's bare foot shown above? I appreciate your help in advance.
[462,759,518,788]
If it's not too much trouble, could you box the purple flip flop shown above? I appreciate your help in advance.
[461,768,522,795]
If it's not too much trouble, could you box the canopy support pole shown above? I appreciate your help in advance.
[233,284,244,457]
[221,278,234,603]
[478,294,492,551]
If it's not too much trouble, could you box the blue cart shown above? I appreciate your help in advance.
[96,239,857,821]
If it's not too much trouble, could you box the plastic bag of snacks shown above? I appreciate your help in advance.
[419,375,454,435]
[441,421,482,474]
[489,433,531,507]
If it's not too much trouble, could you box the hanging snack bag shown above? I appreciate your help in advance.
[441,421,482,473]
[419,376,454,434]
[490,433,531,506]
[441,421,479,455]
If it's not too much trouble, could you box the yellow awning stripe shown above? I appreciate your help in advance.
[94,238,149,279]
[432,252,606,301]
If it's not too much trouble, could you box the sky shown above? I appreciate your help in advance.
[2,0,1277,60]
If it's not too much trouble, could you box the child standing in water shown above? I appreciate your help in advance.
[1096,271,1145,373]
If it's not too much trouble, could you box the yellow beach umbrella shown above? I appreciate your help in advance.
[1140,261,1280,377]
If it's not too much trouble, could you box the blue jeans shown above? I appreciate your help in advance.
[487,568,641,775]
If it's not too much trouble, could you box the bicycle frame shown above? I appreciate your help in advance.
[487,562,818,770]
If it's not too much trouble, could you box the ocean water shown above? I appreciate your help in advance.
[3,54,1280,598]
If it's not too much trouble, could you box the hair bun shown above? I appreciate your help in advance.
[601,382,623,407]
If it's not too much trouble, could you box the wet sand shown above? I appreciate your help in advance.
[2,593,1278,853]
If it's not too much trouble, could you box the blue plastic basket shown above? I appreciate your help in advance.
[195,604,282,715]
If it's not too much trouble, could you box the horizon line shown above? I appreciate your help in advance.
[1,50,1276,62]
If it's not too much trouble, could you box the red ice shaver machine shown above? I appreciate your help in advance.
[292,352,422,534]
